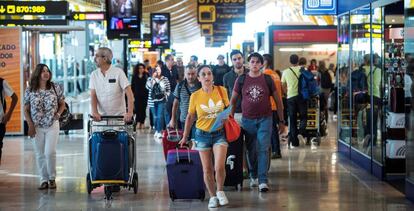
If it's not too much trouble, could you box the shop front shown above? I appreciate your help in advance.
[264,25,337,72]
[336,0,413,197]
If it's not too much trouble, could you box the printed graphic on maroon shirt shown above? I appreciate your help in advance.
[246,85,264,102]
[234,75,273,119]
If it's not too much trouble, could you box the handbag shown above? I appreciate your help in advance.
[217,86,241,142]
[51,83,72,128]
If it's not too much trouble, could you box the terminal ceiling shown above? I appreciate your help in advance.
[71,0,329,43]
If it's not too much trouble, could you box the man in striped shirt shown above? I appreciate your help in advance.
[168,65,200,140]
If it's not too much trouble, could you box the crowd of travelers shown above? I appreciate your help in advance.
[1,46,337,208]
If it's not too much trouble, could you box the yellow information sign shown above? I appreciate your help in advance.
[201,24,213,36]
[198,5,216,23]
[197,0,245,23]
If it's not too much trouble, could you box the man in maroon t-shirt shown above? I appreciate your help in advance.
[229,52,285,192]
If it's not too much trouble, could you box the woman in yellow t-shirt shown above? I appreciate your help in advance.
[179,65,229,208]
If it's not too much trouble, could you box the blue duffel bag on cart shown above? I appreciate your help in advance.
[90,130,129,182]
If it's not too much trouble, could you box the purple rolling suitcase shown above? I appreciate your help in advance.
[166,148,205,201]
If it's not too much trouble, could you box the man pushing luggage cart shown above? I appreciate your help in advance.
[87,47,136,199]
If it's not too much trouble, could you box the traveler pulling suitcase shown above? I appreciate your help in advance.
[224,139,243,190]
[166,147,205,201]
[86,116,138,200]
[162,128,183,161]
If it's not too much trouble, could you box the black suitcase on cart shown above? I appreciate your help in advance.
[224,139,243,190]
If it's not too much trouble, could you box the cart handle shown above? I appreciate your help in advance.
[88,115,134,125]
[89,115,124,119]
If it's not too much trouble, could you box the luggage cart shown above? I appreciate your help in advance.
[86,116,138,199]
[305,95,327,145]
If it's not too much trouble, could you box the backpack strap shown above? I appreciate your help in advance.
[183,80,192,97]
[177,80,196,101]
[263,74,274,94]
[238,73,274,95]
[177,80,184,100]
[289,67,299,79]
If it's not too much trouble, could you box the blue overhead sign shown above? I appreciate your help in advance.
[303,0,337,15]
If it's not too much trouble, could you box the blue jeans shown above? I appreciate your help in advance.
[151,101,167,133]
[241,116,272,184]
[165,94,174,125]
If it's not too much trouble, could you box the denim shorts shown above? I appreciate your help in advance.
[194,129,228,151]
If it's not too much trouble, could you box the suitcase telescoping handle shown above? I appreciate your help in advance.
[175,144,192,164]
[167,127,179,136]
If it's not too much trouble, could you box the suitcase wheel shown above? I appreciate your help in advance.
[133,172,138,194]
[169,190,176,201]
[311,137,321,146]
[104,186,113,200]
[199,190,205,201]
[236,184,242,191]
[86,173,92,194]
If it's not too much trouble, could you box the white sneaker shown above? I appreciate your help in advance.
[259,183,269,192]
[297,134,306,146]
[250,178,258,187]
[333,115,337,121]
[208,197,219,208]
[216,191,229,206]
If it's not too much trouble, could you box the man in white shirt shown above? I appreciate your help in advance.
[0,78,18,165]
[89,47,134,122]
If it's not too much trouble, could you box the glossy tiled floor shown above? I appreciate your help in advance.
[1,116,413,210]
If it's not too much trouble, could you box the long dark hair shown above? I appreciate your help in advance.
[263,54,273,70]
[30,63,52,92]
[133,63,146,78]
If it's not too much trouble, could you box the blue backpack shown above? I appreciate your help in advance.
[290,67,319,100]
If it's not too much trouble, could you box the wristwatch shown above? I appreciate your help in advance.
[279,120,286,124]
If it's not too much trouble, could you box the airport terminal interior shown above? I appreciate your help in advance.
[1,0,414,210]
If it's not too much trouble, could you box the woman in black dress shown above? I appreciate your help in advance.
[131,63,149,129]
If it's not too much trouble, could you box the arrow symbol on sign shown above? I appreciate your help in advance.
[0,6,5,13]
[74,14,78,20]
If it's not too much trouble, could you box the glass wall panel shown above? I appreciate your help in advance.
[370,7,384,164]
[405,2,414,182]
[338,14,351,145]
[350,6,372,156]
